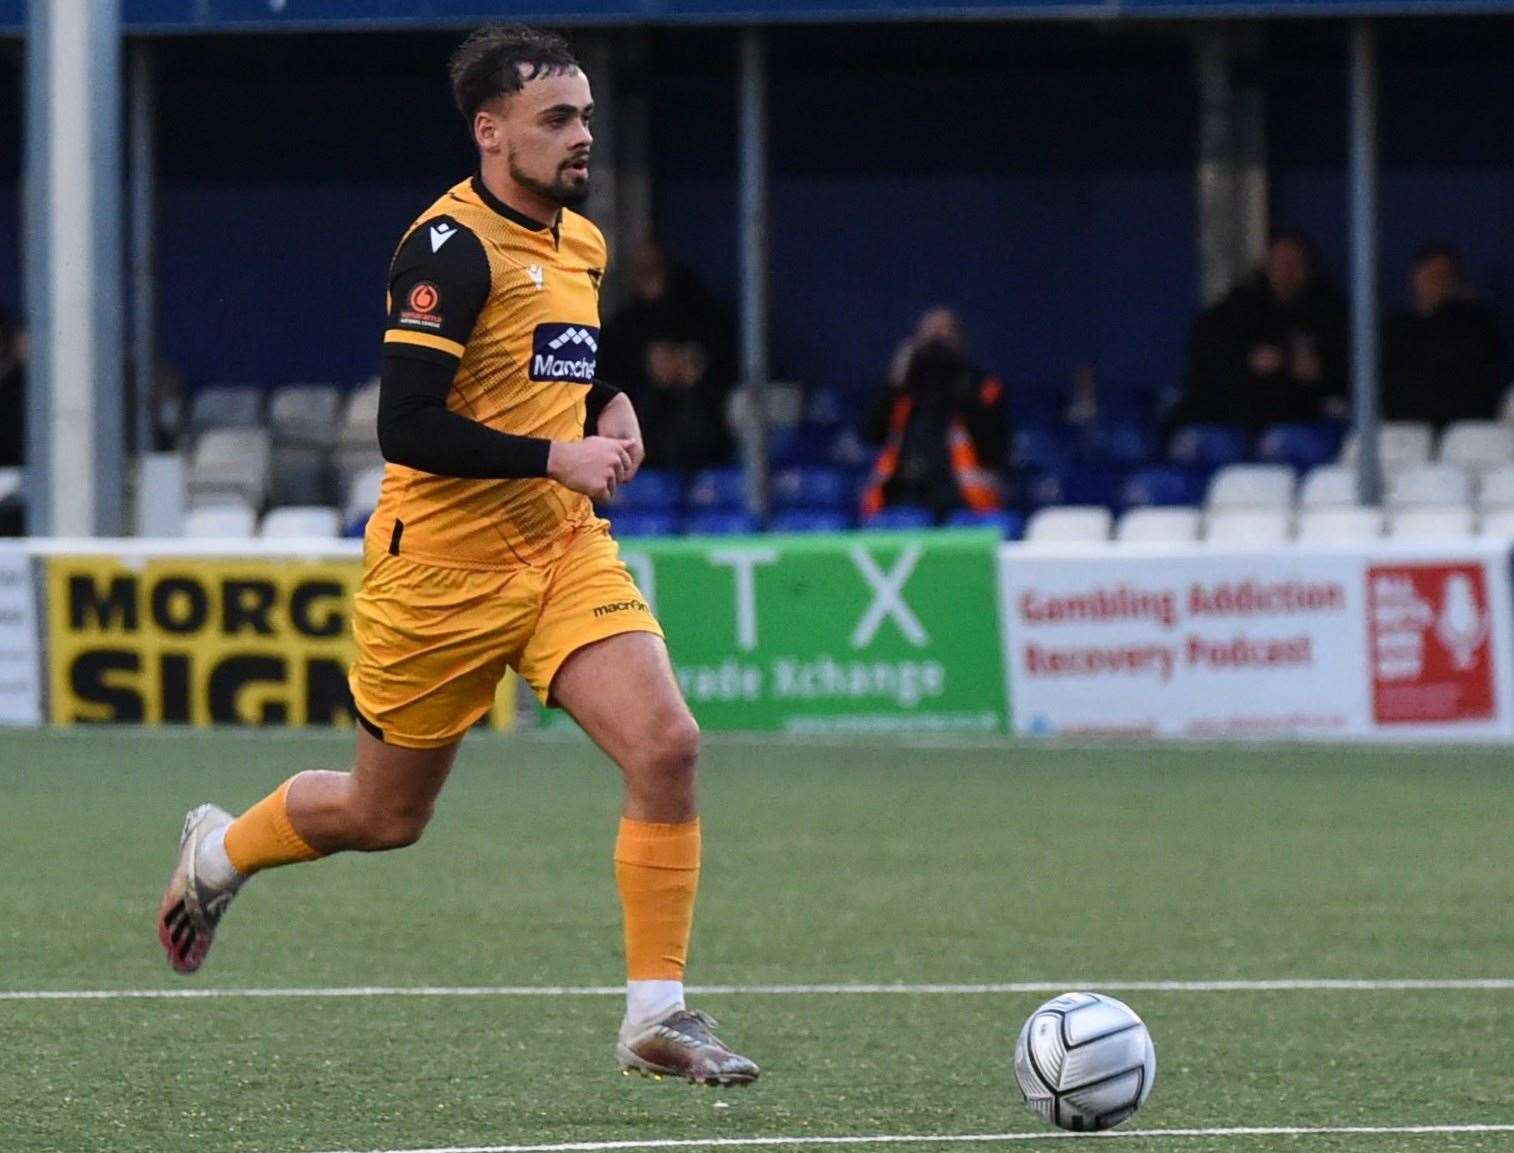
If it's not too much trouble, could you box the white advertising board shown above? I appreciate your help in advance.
[0,546,40,726]
[999,540,1514,741]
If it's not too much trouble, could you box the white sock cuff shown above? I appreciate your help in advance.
[626,979,685,1028]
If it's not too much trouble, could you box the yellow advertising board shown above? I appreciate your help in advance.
[45,555,514,731]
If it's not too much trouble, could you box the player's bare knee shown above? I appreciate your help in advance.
[642,710,700,786]
[354,800,433,851]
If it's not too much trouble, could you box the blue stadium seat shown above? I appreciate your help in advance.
[1084,421,1159,466]
[1121,465,1203,508]
[685,467,747,511]
[602,468,682,513]
[805,388,847,427]
[1012,426,1078,472]
[771,466,850,510]
[771,425,836,468]
[947,508,1024,539]
[1168,423,1251,468]
[1023,466,1119,509]
[771,509,850,533]
[610,511,680,537]
[862,506,934,531]
[1256,422,1346,472]
[684,510,759,536]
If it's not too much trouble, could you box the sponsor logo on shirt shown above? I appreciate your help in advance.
[399,282,443,330]
[530,323,600,382]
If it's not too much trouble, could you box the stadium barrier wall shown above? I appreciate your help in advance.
[997,538,1514,742]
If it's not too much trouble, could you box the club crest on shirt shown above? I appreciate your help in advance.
[530,323,600,382]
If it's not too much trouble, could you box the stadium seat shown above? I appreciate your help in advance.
[684,510,759,536]
[602,468,682,513]
[1121,465,1202,508]
[1204,507,1292,546]
[804,387,848,427]
[1012,427,1078,472]
[862,506,933,531]
[336,378,382,456]
[1205,464,1295,510]
[1386,463,1473,509]
[1115,506,1201,543]
[1256,422,1344,472]
[187,428,271,508]
[0,467,20,502]
[1340,422,1433,471]
[270,445,330,507]
[1439,420,1514,473]
[259,505,342,539]
[342,463,385,532]
[771,466,850,511]
[1026,466,1120,509]
[269,384,342,449]
[1084,421,1158,466]
[1296,506,1384,542]
[1479,508,1514,538]
[771,509,850,533]
[609,511,680,537]
[946,508,1024,539]
[1024,505,1112,543]
[188,385,263,436]
[183,501,257,539]
[1388,506,1475,540]
[1298,465,1361,509]
[1479,464,1514,510]
[1168,423,1250,468]
[685,466,747,511]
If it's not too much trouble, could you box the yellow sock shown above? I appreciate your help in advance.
[223,777,324,877]
[614,817,701,980]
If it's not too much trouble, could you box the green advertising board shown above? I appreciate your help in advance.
[597,529,1006,733]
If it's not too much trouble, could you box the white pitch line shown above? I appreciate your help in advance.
[5,979,1514,1002]
[307,1125,1514,1153]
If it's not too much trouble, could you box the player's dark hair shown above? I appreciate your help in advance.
[448,25,580,123]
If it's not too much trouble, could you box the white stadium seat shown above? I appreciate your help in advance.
[188,385,263,436]
[1479,509,1514,538]
[1115,506,1201,543]
[1298,465,1360,509]
[269,383,342,449]
[1296,506,1384,542]
[1388,506,1475,540]
[1024,506,1112,544]
[183,501,257,539]
[1439,420,1514,472]
[259,505,342,539]
[1386,463,1473,509]
[1341,422,1434,471]
[1479,464,1514,510]
[187,428,271,509]
[336,378,382,452]
[1204,508,1292,546]
[343,463,386,529]
[1206,464,1295,509]
[0,466,20,502]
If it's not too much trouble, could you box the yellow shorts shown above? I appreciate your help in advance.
[348,519,662,748]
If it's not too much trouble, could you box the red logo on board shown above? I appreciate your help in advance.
[1368,563,1494,724]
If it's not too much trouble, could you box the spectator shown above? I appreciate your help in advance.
[1179,231,1349,431]
[599,242,735,397]
[0,310,23,468]
[859,307,1008,520]
[635,333,735,472]
[1382,241,1504,427]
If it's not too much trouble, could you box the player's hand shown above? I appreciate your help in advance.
[547,436,637,502]
[594,393,645,483]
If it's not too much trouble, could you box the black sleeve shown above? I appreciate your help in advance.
[378,353,550,478]
[584,379,621,434]
[383,215,491,365]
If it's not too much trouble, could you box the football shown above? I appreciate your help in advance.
[1013,991,1156,1131]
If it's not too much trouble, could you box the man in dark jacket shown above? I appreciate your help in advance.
[1382,242,1504,427]
[860,307,1008,519]
[1181,231,1348,430]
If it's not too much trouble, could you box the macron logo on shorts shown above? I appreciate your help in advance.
[530,323,600,382]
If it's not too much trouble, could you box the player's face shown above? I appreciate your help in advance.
[502,69,594,210]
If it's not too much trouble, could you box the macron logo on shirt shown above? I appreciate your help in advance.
[429,223,458,252]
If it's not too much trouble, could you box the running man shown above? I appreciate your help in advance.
[156,25,758,1087]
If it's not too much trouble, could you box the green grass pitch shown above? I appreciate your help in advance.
[3,728,1513,1153]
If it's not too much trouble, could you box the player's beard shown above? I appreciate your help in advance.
[509,147,591,210]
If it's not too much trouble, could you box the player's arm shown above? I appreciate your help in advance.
[378,219,631,498]
[585,381,644,481]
